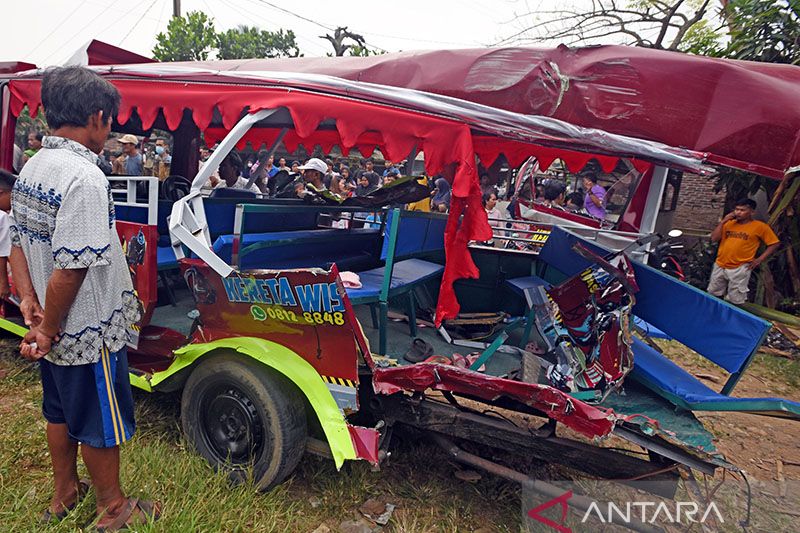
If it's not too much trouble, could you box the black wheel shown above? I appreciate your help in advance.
[181,354,307,491]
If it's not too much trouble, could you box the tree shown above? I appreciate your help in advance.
[217,26,301,60]
[152,11,217,61]
[711,0,800,307]
[499,0,713,51]
[348,44,386,57]
[320,27,367,56]
[722,0,800,63]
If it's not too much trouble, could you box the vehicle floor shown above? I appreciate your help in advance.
[353,305,523,378]
[352,305,718,452]
[150,287,196,336]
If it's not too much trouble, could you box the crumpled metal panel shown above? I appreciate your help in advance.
[372,364,617,439]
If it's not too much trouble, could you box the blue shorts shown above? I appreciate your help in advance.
[40,347,136,448]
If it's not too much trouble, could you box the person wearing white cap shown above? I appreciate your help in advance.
[118,134,142,176]
[298,157,328,191]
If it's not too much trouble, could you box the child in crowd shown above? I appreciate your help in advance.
[0,170,16,300]
[481,189,503,246]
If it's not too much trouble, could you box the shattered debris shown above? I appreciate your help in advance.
[358,498,396,526]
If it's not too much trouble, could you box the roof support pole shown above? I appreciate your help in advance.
[640,165,669,236]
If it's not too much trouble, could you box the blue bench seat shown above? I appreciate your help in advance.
[213,228,381,270]
[506,275,551,295]
[631,338,800,420]
[346,259,444,305]
[157,245,178,271]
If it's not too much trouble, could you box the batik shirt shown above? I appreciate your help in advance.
[11,136,140,366]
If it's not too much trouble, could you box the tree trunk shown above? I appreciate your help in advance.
[760,266,778,309]
[786,247,800,297]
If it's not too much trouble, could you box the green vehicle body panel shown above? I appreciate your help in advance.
[0,317,358,470]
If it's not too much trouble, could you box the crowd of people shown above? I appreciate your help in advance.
[197,148,448,207]
[192,145,619,230]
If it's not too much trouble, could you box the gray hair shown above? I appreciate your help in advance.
[41,66,120,130]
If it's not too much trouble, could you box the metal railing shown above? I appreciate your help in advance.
[475,216,651,256]
[109,176,159,226]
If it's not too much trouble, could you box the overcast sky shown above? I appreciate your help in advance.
[4,0,570,66]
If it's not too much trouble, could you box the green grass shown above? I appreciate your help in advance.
[0,341,520,532]
[4,334,799,532]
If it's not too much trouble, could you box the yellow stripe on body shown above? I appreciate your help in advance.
[101,347,121,445]
[106,348,127,442]
[321,376,356,388]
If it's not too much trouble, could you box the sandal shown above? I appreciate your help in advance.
[41,478,91,524]
[96,498,162,532]
[422,354,452,364]
[404,338,434,363]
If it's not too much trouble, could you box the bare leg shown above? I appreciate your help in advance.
[81,444,127,521]
[46,423,80,513]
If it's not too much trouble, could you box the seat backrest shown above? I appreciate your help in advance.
[114,204,148,224]
[210,187,258,199]
[538,226,770,392]
[203,198,318,240]
[380,209,448,261]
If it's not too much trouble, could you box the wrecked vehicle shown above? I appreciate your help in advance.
[0,51,798,502]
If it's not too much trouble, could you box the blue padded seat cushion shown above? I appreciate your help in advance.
[249,253,374,271]
[212,228,379,266]
[346,258,444,304]
[157,246,178,270]
[631,338,800,418]
[505,275,551,295]
[538,227,769,375]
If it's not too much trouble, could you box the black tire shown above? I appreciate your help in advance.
[181,353,307,491]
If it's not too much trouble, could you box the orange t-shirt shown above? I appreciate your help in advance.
[716,219,779,268]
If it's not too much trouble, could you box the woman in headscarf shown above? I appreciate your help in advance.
[355,171,381,197]
[430,176,451,213]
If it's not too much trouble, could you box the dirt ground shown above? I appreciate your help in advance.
[655,339,800,482]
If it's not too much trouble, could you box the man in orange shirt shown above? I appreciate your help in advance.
[707,198,779,304]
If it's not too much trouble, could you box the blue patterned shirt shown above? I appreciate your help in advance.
[11,136,140,365]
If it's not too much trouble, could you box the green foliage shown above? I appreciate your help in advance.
[347,45,386,57]
[216,26,301,60]
[722,0,800,64]
[152,11,218,61]
[14,107,47,147]
[152,12,303,61]
[678,19,724,56]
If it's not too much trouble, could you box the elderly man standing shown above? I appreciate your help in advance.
[12,66,159,530]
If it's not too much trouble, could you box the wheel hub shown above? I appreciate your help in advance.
[201,386,264,464]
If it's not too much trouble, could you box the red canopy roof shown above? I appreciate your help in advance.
[0,62,36,74]
[168,45,800,179]
[73,39,155,66]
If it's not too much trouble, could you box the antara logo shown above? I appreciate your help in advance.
[527,491,725,531]
[527,491,572,533]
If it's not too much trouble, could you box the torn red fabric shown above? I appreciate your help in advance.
[7,78,491,322]
[433,127,493,325]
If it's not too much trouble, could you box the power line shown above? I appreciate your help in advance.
[41,0,129,64]
[359,28,480,47]
[249,0,334,31]
[154,0,168,35]
[120,0,160,46]
[27,0,93,59]
[234,0,332,55]
[246,0,391,53]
